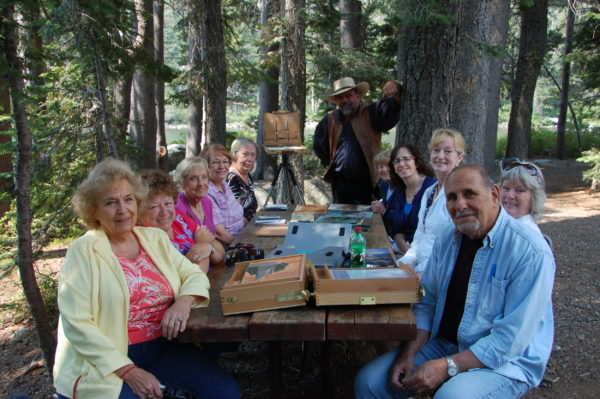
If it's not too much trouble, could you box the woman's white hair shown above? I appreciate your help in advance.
[173,156,210,187]
[499,162,547,221]
[230,137,258,161]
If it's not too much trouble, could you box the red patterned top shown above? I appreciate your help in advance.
[117,248,174,344]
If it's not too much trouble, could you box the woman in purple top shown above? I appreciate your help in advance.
[173,156,221,236]
[138,169,225,273]
[202,144,245,246]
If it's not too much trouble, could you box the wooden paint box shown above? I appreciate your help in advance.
[221,254,310,316]
[309,264,420,307]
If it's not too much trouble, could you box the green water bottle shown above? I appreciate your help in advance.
[350,226,367,267]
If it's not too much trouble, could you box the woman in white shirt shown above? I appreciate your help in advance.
[399,128,465,273]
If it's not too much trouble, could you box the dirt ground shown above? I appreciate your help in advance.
[1,159,599,398]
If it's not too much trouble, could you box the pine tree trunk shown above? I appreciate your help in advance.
[340,0,363,50]
[279,0,305,203]
[1,3,57,372]
[556,6,574,160]
[204,0,227,146]
[90,26,120,159]
[0,82,11,217]
[397,0,509,167]
[506,0,548,159]
[154,0,169,170]
[396,2,459,152]
[131,0,158,168]
[450,0,510,166]
[256,0,279,179]
[186,2,205,157]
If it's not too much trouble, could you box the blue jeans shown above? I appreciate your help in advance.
[354,337,529,399]
[58,337,240,399]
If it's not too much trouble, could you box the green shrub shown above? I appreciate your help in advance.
[577,148,600,189]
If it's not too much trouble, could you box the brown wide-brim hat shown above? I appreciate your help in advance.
[324,77,369,103]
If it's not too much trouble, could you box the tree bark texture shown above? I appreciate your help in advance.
[506,0,548,159]
[113,75,133,149]
[340,0,363,50]
[280,0,306,200]
[397,0,510,166]
[556,6,574,160]
[483,0,510,171]
[131,0,158,169]
[154,0,169,170]
[0,82,12,217]
[1,3,57,372]
[90,26,120,159]
[450,0,510,166]
[186,2,205,157]
[256,0,279,179]
[204,0,227,147]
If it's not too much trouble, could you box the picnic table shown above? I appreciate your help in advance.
[179,210,416,398]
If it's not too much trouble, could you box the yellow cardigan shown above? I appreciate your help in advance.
[53,226,210,399]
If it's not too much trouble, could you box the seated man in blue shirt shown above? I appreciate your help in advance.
[355,165,554,399]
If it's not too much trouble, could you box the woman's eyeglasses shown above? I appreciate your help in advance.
[392,157,414,165]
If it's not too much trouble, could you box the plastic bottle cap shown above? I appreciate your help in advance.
[354,226,362,232]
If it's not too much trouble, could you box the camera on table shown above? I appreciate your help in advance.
[226,242,265,266]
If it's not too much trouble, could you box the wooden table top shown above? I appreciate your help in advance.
[180,209,416,343]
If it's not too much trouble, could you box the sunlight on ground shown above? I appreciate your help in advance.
[540,190,600,224]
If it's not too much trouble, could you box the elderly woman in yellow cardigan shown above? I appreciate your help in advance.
[53,158,240,399]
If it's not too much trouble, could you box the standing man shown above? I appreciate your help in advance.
[313,77,402,204]
[355,165,555,399]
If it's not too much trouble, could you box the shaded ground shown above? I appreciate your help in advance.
[1,159,599,398]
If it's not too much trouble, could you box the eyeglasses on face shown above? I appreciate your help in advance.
[393,157,415,165]
[209,160,230,166]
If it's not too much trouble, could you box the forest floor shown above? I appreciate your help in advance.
[1,159,599,398]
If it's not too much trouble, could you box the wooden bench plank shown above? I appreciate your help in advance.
[327,305,416,341]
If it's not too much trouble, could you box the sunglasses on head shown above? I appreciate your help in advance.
[499,158,544,183]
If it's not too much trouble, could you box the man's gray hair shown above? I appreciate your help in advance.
[446,164,496,188]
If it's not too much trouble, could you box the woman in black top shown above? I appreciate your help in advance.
[226,137,258,222]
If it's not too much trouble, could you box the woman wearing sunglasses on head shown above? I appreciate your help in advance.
[498,158,550,244]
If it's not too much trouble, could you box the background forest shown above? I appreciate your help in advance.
[1,0,600,384]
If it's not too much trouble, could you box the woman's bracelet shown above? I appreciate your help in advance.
[205,241,216,255]
[119,364,137,379]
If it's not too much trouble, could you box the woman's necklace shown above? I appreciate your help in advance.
[193,201,205,224]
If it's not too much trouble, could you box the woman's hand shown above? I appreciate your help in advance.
[118,366,163,398]
[194,225,215,242]
[215,224,234,246]
[161,295,196,340]
[371,200,386,214]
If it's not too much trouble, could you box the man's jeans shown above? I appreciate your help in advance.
[354,337,529,399]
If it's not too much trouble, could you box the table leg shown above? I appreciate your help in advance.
[269,342,283,399]
[321,341,336,399]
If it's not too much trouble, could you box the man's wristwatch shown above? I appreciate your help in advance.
[445,356,458,377]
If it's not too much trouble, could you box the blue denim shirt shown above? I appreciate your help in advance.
[415,208,554,388]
